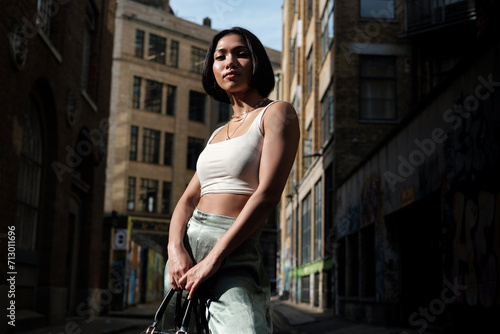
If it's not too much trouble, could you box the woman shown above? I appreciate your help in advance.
[164,27,299,333]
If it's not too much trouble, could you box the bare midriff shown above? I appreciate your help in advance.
[197,193,251,218]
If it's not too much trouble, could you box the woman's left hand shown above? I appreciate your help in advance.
[178,254,221,299]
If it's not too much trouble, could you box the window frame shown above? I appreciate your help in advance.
[359,55,397,122]
[148,33,167,64]
[359,0,395,19]
[188,91,206,123]
[144,79,163,113]
[142,128,161,164]
[301,192,312,265]
[191,46,206,74]
[134,29,145,58]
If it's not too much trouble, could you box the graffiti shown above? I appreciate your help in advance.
[337,203,360,239]
[443,83,500,308]
[360,174,383,227]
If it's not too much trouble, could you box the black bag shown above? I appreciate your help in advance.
[140,288,209,334]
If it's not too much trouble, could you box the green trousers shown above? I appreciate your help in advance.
[162,208,272,334]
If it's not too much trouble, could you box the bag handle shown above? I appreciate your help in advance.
[145,287,176,333]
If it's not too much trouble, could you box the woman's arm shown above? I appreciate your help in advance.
[180,101,300,299]
[167,172,201,291]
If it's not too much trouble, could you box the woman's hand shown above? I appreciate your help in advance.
[167,244,194,292]
[179,254,221,300]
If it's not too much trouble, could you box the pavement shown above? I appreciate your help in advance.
[16,298,428,334]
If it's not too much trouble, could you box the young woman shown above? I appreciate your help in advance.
[164,27,299,333]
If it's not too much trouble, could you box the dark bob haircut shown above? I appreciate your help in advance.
[202,27,275,104]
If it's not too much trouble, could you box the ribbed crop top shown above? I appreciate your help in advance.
[197,101,278,196]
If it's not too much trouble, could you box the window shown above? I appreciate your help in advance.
[290,37,296,74]
[187,137,205,170]
[218,103,230,123]
[36,0,52,36]
[164,132,174,166]
[148,34,166,64]
[360,0,394,19]
[135,30,145,58]
[359,56,397,121]
[132,76,141,109]
[15,96,43,250]
[321,0,334,59]
[321,85,334,144]
[168,40,179,67]
[189,91,206,122]
[191,46,206,74]
[303,123,313,169]
[301,192,311,265]
[127,177,136,210]
[307,49,313,97]
[142,128,161,164]
[145,79,162,113]
[129,126,138,161]
[314,180,322,259]
[307,0,313,22]
[166,85,176,116]
[82,4,97,92]
[161,181,172,214]
[139,178,158,213]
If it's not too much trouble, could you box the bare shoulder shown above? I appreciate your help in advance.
[262,101,298,128]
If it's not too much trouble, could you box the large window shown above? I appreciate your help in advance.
[301,192,311,265]
[145,79,162,113]
[187,137,205,170]
[142,128,161,164]
[161,181,172,214]
[166,85,176,116]
[321,0,334,59]
[139,178,158,213]
[129,126,138,161]
[189,91,206,122]
[135,30,145,58]
[127,177,136,210]
[15,96,43,251]
[321,85,334,144]
[303,123,313,169]
[314,180,322,259]
[359,56,397,121]
[360,0,395,19]
[307,49,313,97]
[168,40,179,67]
[164,132,174,166]
[148,33,166,64]
[132,76,141,109]
[191,46,206,74]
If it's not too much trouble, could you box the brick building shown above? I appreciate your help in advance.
[105,0,282,308]
[279,0,500,332]
[0,0,115,332]
[278,0,411,310]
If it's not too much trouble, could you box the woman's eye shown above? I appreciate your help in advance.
[238,52,249,58]
[215,55,225,60]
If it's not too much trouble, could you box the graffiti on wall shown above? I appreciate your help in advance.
[442,84,500,308]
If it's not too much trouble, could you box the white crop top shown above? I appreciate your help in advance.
[197,101,278,196]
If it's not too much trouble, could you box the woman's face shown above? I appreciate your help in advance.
[212,33,254,96]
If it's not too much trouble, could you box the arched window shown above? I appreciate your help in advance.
[15,96,43,250]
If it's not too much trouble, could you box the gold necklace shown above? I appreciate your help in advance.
[226,97,269,140]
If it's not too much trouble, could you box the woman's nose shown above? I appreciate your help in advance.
[225,55,236,68]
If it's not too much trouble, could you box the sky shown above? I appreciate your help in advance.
[169,0,284,51]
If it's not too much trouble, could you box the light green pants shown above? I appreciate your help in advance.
[162,208,272,334]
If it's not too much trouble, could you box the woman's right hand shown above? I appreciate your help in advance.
[167,244,194,292]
